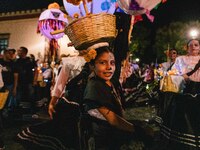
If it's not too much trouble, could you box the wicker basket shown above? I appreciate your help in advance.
[65,13,116,50]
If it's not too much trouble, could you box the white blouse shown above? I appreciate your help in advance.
[51,56,86,98]
[172,55,200,82]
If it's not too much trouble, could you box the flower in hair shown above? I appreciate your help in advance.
[83,49,97,62]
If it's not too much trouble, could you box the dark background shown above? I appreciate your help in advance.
[1,0,200,26]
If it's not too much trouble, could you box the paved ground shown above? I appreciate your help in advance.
[1,104,160,150]
[1,108,50,150]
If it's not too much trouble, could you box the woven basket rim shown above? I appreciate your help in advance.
[66,13,115,28]
[65,13,116,50]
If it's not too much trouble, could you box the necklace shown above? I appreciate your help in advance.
[111,84,123,110]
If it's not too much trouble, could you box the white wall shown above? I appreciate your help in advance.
[0,18,76,59]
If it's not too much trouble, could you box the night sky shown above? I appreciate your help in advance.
[153,0,200,27]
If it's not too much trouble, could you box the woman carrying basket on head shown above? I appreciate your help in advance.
[83,46,154,149]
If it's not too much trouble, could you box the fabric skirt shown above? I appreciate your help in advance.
[158,81,200,149]
[17,99,80,150]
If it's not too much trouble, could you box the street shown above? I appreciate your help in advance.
[1,104,160,150]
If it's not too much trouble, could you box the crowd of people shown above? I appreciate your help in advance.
[0,38,199,150]
[0,47,52,149]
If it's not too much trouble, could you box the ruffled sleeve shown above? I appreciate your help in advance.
[172,56,200,82]
[51,56,86,98]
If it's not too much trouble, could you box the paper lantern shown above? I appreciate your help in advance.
[63,0,117,19]
[37,8,68,39]
[63,0,84,18]
[117,0,161,16]
[92,0,116,14]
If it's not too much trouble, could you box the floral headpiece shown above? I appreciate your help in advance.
[83,49,97,62]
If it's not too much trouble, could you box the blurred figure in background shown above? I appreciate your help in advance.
[8,48,17,61]
[160,48,178,72]
[16,47,37,114]
[0,48,18,150]
[34,62,52,110]
[0,49,18,111]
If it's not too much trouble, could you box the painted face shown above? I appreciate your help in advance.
[94,52,115,82]
[187,39,200,56]
[169,50,177,61]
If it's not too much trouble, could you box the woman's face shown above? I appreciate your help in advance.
[94,52,115,82]
[187,39,200,56]
[169,50,177,61]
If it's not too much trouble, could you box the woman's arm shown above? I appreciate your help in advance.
[48,96,59,119]
[48,64,70,119]
[98,107,134,132]
[51,64,70,98]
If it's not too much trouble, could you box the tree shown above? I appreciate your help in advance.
[129,21,153,63]
[154,21,200,62]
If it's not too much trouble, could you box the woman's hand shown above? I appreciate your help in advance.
[48,97,58,119]
[182,74,189,81]
[98,107,135,133]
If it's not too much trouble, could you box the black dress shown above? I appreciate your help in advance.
[158,81,200,150]
[84,76,131,150]
[16,65,90,150]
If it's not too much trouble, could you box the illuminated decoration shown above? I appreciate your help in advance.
[63,2,83,19]
[117,0,165,22]
[63,0,117,19]
[92,0,116,14]
[37,3,68,39]
[37,3,68,71]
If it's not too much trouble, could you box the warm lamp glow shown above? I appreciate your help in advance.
[189,29,199,39]
[135,58,140,62]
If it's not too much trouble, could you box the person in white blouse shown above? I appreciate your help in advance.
[17,45,98,150]
[160,48,178,72]
[48,42,109,119]
[48,54,86,119]
[158,39,200,149]
[171,39,200,94]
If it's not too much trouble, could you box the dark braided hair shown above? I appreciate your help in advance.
[89,46,113,66]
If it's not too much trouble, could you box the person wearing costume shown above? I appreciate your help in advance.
[84,46,154,149]
[16,43,110,150]
[160,48,178,72]
[172,39,200,91]
[159,39,200,149]
[16,49,89,149]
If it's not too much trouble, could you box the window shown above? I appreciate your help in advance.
[0,34,10,53]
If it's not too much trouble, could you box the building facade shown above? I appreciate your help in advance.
[0,8,76,60]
